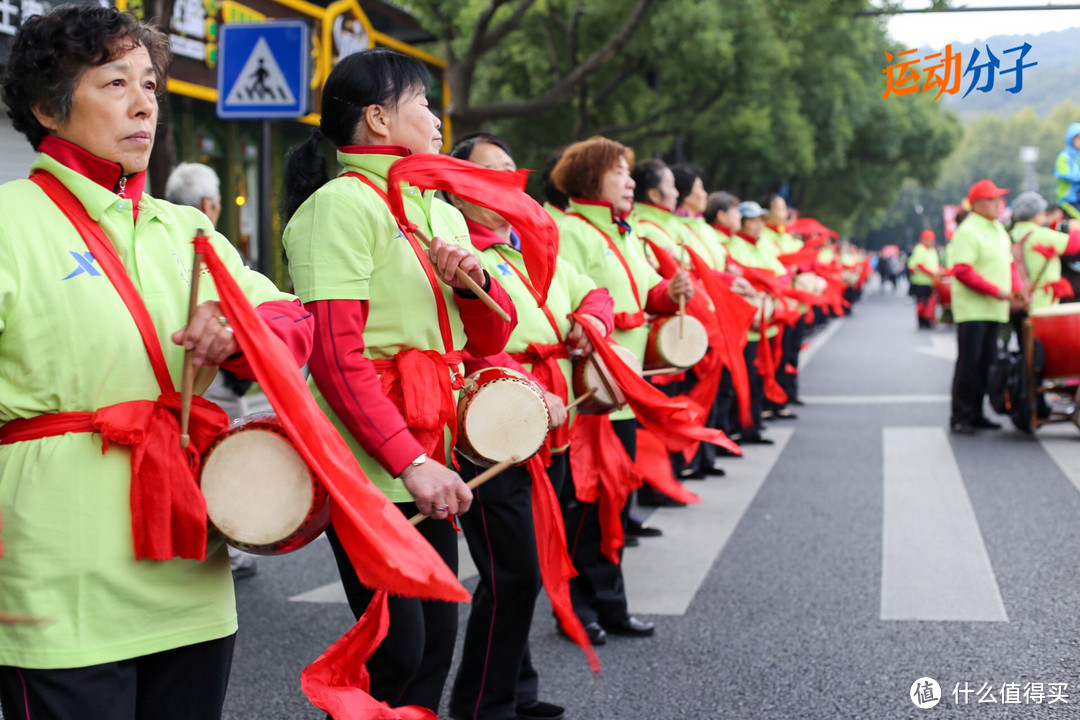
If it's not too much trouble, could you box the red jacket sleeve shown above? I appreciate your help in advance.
[575,288,615,335]
[917,264,936,277]
[221,299,313,377]
[454,271,519,357]
[1066,229,1080,256]
[305,299,426,477]
[952,263,1003,298]
[646,279,680,314]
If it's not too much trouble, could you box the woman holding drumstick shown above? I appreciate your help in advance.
[444,132,613,720]
[281,48,516,713]
[0,6,312,718]
[551,137,694,643]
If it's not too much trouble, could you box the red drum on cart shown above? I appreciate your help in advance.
[1029,304,1080,378]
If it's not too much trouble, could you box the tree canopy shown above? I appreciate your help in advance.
[407,0,962,237]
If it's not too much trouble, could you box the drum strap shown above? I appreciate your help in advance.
[0,171,231,561]
[346,172,465,465]
[566,212,644,329]
[346,172,455,353]
[493,247,563,342]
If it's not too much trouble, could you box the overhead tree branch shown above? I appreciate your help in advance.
[455,0,657,123]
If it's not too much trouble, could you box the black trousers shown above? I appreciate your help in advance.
[451,454,568,720]
[562,418,636,627]
[740,341,765,438]
[0,634,235,720]
[778,318,804,403]
[951,320,1002,425]
[327,503,458,712]
[690,367,734,470]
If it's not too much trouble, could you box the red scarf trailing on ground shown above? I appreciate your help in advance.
[386,153,557,304]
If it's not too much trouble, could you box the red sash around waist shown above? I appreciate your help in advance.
[0,395,229,561]
[371,349,463,465]
[5,171,232,561]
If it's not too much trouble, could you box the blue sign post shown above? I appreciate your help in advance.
[217,21,309,120]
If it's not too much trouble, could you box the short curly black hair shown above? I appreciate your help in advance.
[1,3,170,150]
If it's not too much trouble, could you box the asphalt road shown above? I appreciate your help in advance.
[36,286,1080,720]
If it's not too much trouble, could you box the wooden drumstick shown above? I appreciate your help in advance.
[180,234,205,450]
[408,456,520,525]
[411,227,512,322]
[678,239,688,339]
[643,367,683,377]
[564,388,596,411]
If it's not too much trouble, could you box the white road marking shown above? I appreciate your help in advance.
[1036,421,1080,494]
[916,333,957,361]
[289,536,478,604]
[802,394,950,405]
[621,428,794,616]
[799,318,845,370]
[880,427,1008,622]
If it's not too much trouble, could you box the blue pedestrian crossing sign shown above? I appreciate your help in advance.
[217,21,309,119]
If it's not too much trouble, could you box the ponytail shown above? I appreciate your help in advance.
[282,128,328,223]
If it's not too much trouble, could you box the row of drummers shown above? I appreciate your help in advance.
[209,121,875,715]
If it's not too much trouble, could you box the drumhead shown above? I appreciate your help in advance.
[1029,303,1080,318]
[202,428,314,546]
[655,315,708,368]
[463,379,550,464]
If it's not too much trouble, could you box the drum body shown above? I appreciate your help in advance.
[200,413,329,556]
[456,367,550,466]
[572,344,643,415]
[645,314,708,370]
[794,272,826,295]
[1029,304,1080,378]
[934,277,952,307]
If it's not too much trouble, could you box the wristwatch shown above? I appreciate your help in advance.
[400,453,428,477]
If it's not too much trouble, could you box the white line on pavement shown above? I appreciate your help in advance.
[802,394,950,405]
[799,318,845,370]
[621,427,795,616]
[1035,422,1080,494]
[880,427,1008,622]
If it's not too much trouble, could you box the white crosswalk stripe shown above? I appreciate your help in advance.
[880,427,1008,622]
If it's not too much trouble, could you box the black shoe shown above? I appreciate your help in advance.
[789,398,805,406]
[703,465,726,477]
[761,409,775,421]
[627,522,662,537]
[602,616,655,637]
[774,409,798,420]
[951,422,975,435]
[740,435,775,445]
[516,700,566,720]
[678,468,706,480]
[559,620,607,645]
[972,417,1002,430]
[624,535,640,547]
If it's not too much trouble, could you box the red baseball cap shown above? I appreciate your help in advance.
[919,229,935,242]
[967,179,1008,204]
